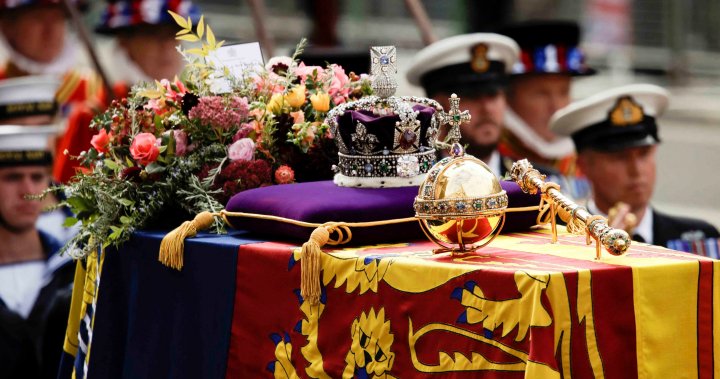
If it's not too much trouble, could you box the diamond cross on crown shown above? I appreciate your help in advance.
[370,46,398,98]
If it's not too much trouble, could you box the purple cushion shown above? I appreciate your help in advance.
[225,180,540,244]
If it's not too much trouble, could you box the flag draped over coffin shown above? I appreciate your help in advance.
[227,229,719,378]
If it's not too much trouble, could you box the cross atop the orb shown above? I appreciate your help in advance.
[437,93,471,146]
[370,46,398,98]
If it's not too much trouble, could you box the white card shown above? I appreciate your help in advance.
[206,42,265,93]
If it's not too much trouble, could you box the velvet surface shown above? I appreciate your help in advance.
[225,180,540,244]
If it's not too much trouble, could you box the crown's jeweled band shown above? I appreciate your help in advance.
[335,149,436,178]
[414,191,508,219]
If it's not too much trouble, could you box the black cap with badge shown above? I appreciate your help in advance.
[550,84,669,152]
[406,33,519,98]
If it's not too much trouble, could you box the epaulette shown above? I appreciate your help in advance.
[56,70,103,108]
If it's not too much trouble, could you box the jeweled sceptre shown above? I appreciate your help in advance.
[510,159,631,258]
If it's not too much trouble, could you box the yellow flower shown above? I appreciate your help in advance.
[310,92,330,112]
[267,93,285,114]
[286,85,306,108]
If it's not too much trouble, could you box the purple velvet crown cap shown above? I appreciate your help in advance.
[225,180,540,244]
[334,104,437,155]
[332,102,440,188]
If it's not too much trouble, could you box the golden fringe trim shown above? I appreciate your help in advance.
[158,211,216,270]
[159,205,542,304]
[300,227,329,305]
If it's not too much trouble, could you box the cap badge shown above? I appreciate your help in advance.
[470,43,490,73]
[609,96,644,126]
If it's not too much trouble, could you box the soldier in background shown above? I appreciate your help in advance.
[406,33,519,177]
[54,0,201,183]
[95,0,201,88]
[550,84,719,248]
[0,0,100,115]
[499,21,595,202]
[497,21,595,178]
[0,76,78,244]
[0,123,74,378]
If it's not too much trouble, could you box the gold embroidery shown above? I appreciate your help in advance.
[471,44,490,73]
[609,96,644,126]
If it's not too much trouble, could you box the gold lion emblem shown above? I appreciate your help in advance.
[344,308,397,379]
[609,96,644,126]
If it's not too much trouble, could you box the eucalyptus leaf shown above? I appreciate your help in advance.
[145,163,166,174]
[63,217,79,228]
[104,159,120,171]
[118,198,135,207]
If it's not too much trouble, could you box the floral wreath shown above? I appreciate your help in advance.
[52,12,373,258]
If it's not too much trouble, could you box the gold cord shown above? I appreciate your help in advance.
[160,205,543,271]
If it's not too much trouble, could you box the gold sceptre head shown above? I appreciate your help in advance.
[510,159,631,259]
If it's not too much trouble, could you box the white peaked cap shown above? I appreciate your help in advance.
[551,84,670,137]
[0,75,61,106]
[406,33,519,87]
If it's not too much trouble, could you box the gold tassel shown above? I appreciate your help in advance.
[300,226,330,305]
[159,211,216,270]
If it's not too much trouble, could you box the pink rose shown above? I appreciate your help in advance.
[228,138,255,161]
[130,133,160,166]
[332,95,346,105]
[173,130,188,156]
[253,76,285,95]
[327,64,350,104]
[274,165,295,184]
[90,129,112,153]
[294,62,323,83]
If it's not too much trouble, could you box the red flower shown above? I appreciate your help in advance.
[130,133,160,166]
[90,129,113,153]
[213,159,273,204]
[274,165,295,184]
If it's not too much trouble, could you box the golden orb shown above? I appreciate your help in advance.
[414,143,507,254]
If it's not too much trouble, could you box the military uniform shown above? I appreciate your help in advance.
[551,83,720,249]
[0,76,81,244]
[54,0,201,183]
[0,123,74,378]
[497,21,595,177]
[406,33,519,177]
[0,0,105,186]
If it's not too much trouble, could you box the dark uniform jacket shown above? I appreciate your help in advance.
[0,231,74,379]
[652,210,720,248]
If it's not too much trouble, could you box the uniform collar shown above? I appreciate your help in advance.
[38,230,71,275]
[503,108,576,159]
